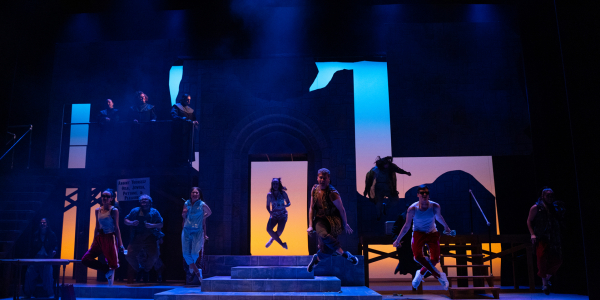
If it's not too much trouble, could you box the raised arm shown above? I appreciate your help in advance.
[527,204,538,244]
[332,193,353,234]
[390,163,411,176]
[393,207,415,247]
[284,191,291,207]
[433,203,450,232]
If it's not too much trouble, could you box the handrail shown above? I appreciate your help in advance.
[63,120,176,125]
[1,125,33,169]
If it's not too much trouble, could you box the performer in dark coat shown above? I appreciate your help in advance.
[97,99,120,125]
[24,218,58,298]
[129,91,157,123]
[527,187,565,295]
[171,93,198,165]
[364,156,411,220]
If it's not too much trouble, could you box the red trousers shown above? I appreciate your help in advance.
[536,240,562,278]
[412,231,441,278]
[82,233,119,272]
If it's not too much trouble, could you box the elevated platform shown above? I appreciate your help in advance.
[155,286,381,300]
[74,284,177,299]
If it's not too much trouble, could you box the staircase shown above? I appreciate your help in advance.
[155,259,382,299]
[440,244,500,299]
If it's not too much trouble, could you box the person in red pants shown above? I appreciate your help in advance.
[527,187,565,295]
[393,184,451,290]
[82,189,124,285]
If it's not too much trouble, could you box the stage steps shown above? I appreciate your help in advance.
[203,276,340,292]
[155,286,381,300]
[155,262,381,300]
[231,266,314,279]
[0,173,57,259]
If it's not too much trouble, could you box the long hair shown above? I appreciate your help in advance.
[269,178,287,193]
[375,156,393,168]
[191,187,204,200]
[537,186,553,208]
[103,188,116,206]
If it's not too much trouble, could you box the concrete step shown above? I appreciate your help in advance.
[202,276,340,292]
[231,266,313,279]
[155,286,382,300]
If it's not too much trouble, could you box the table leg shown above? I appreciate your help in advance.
[16,263,22,300]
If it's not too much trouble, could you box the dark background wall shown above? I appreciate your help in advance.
[1,1,597,297]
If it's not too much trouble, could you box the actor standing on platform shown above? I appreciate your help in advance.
[124,194,163,283]
[393,185,450,290]
[97,99,120,125]
[171,93,198,166]
[82,189,124,286]
[527,187,565,295]
[307,168,358,272]
[129,91,157,123]
[24,218,58,298]
[182,187,212,282]
[265,178,290,249]
[364,156,411,220]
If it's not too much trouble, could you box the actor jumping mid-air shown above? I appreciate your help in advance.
[266,178,290,249]
[364,156,411,220]
[527,187,565,295]
[182,187,212,282]
[393,184,451,290]
[307,168,358,272]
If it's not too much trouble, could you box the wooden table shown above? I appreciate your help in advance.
[0,259,79,300]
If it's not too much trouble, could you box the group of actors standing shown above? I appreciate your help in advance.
[51,155,561,295]
[98,91,198,165]
[80,187,211,286]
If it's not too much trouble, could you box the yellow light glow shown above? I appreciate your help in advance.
[61,188,78,277]
[250,161,308,255]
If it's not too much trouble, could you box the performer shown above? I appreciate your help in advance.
[97,99,120,125]
[170,93,198,165]
[392,185,450,290]
[129,91,157,123]
[391,208,423,286]
[364,156,411,220]
[307,168,358,272]
[182,187,212,282]
[82,189,124,286]
[124,194,163,283]
[527,187,565,295]
[265,178,290,249]
[24,218,58,298]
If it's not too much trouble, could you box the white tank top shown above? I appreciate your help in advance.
[412,201,437,233]
[98,207,115,234]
